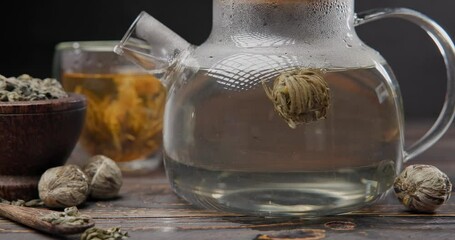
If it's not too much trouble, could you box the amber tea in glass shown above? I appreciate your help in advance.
[54,41,166,173]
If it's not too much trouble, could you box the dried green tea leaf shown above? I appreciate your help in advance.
[41,206,91,226]
[81,227,129,240]
[0,74,68,102]
[0,198,44,207]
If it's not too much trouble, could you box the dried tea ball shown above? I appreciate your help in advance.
[394,164,452,212]
[38,165,89,208]
[262,69,330,129]
[83,155,123,199]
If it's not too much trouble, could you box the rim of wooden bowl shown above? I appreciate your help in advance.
[0,93,86,114]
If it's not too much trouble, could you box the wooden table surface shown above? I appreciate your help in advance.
[1,121,454,240]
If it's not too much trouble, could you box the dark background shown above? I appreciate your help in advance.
[0,0,454,120]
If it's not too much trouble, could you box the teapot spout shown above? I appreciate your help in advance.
[114,11,191,76]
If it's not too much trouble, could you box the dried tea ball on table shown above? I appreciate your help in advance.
[38,165,89,208]
[394,164,452,212]
[83,155,123,199]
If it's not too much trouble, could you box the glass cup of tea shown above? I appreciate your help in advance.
[53,41,166,173]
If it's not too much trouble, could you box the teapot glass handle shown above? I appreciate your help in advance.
[355,8,455,162]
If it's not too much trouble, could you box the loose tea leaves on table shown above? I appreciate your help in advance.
[41,206,91,226]
[262,69,330,129]
[0,74,68,102]
[81,227,129,240]
[0,198,44,207]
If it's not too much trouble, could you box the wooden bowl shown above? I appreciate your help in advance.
[0,93,86,200]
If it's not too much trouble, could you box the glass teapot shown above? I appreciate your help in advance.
[115,0,455,216]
